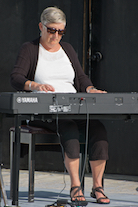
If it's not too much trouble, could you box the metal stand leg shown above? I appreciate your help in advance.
[79,151,85,193]
[12,115,21,207]
[28,136,35,202]
[10,131,14,199]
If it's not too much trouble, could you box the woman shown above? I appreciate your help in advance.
[10,7,110,204]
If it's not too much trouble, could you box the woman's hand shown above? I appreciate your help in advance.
[35,83,55,92]
[86,86,107,93]
[89,89,107,93]
[24,80,55,92]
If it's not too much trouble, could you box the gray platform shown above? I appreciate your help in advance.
[1,169,138,207]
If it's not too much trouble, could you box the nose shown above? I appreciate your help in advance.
[54,31,59,37]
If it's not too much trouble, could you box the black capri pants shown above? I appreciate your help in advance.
[29,119,109,161]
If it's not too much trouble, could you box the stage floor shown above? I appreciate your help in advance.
[1,169,138,207]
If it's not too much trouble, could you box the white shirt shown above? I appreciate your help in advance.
[34,44,76,93]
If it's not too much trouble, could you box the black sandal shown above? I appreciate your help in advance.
[90,186,110,204]
[70,186,88,206]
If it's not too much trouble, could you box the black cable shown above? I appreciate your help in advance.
[49,95,89,207]
[54,96,67,199]
[79,98,89,185]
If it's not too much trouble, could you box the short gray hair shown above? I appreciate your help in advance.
[41,7,66,26]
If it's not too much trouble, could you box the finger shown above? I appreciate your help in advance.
[39,85,48,92]
[41,84,55,92]
[45,85,55,92]
[47,85,55,91]
[92,90,107,94]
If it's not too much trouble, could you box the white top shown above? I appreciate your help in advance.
[34,44,76,93]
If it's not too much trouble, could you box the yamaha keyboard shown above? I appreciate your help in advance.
[0,92,138,115]
[1,91,138,206]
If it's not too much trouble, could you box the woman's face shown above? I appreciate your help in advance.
[39,22,65,49]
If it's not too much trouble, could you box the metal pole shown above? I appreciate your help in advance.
[12,115,21,207]
[88,0,92,78]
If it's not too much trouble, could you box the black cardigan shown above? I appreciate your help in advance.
[10,37,92,92]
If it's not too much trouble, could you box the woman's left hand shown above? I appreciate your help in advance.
[89,89,107,93]
[86,86,107,93]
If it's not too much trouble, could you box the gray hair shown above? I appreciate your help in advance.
[40,7,66,26]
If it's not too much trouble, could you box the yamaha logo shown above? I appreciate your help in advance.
[16,97,38,104]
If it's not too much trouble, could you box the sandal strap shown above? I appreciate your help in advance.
[70,186,82,197]
[97,196,108,202]
[70,186,86,201]
[93,186,103,192]
[91,186,110,204]
[91,186,103,197]
[93,187,107,197]
[97,197,110,204]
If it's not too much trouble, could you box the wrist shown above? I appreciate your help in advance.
[87,86,97,93]
[29,81,32,91]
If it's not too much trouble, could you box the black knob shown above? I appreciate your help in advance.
[92,52,103,62]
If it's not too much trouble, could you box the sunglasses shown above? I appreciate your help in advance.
[44,25,66,36]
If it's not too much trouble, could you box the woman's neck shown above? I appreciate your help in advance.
[39,37,61,52]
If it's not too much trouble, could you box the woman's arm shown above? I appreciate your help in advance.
[10,40,39,91]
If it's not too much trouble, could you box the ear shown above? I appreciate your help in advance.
[39,22,43,31]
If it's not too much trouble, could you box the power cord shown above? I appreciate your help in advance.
[79,98,89,185]
[55,96,67,199]
[46,95,89,207]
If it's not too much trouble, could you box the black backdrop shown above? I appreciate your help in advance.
[0,0,86,92]
[0,0,138,175]
[91,0,138,175]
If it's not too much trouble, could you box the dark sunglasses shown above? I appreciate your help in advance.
[44,25,66,36]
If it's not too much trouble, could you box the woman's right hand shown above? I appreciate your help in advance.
[24,80,55,92]
[35,83,55,92]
